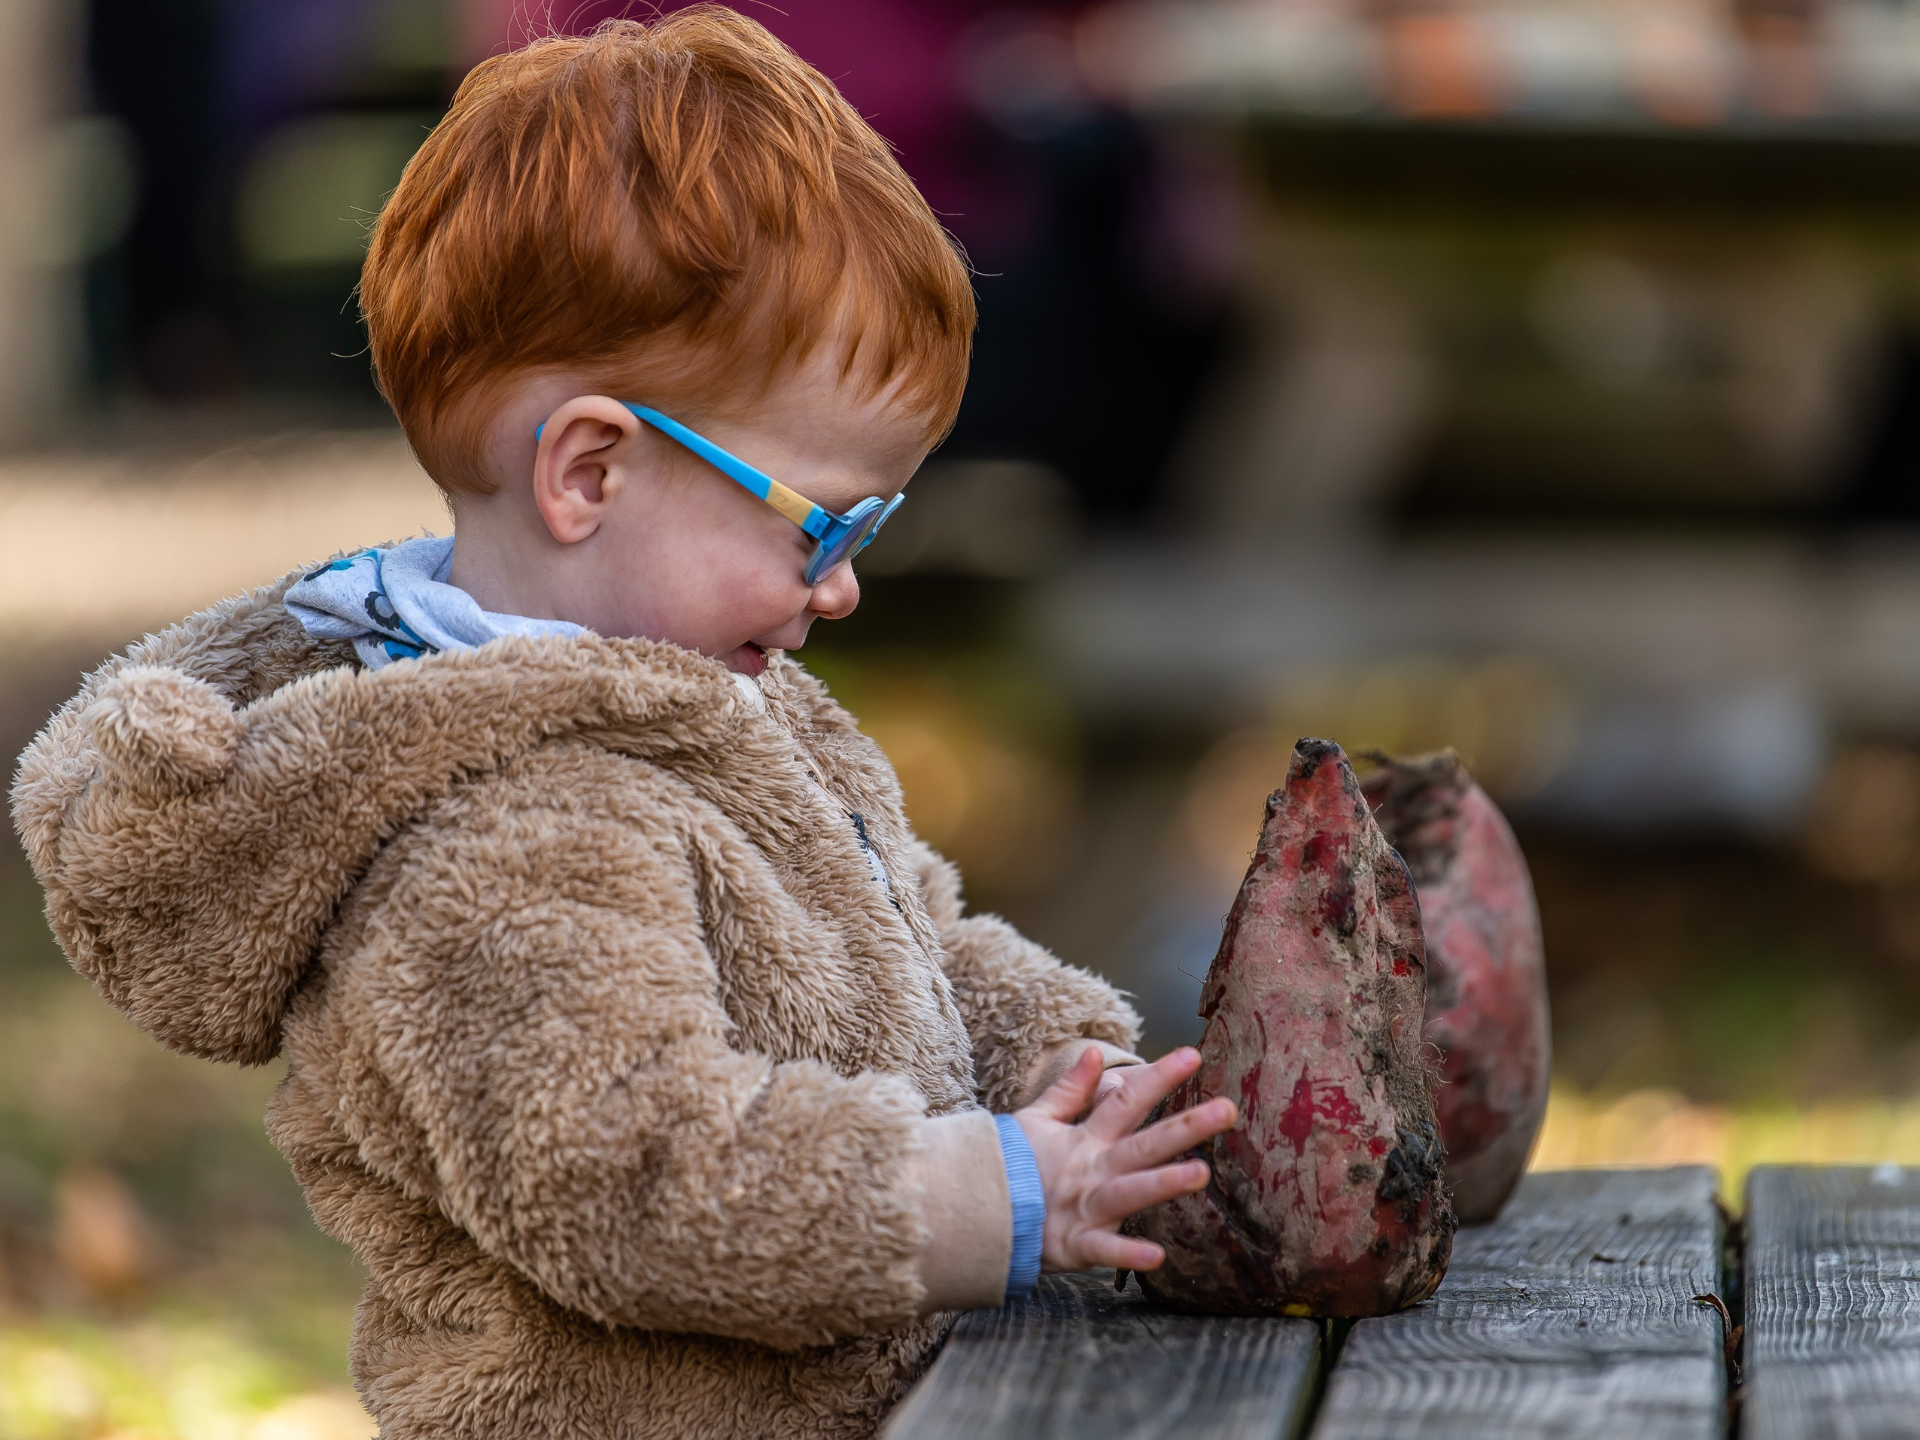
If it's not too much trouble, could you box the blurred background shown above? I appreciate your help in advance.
[11,0,1920,1431]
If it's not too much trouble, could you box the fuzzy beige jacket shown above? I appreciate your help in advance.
[10,566,1141,1440]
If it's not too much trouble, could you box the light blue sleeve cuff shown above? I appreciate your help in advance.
[993,1114,1044,1300]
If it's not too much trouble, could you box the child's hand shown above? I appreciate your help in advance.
[1092,1067,1128,1112]
[1012,1046,1236,1275]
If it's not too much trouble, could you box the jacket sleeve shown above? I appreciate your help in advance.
[325,769,954,1351]
[907,844,1142,1113]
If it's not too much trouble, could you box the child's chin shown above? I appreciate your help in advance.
[726,642,769,677]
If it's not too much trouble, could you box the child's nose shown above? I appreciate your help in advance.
[809,562,860,620]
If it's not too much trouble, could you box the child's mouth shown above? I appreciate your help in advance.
[729,642,768,677]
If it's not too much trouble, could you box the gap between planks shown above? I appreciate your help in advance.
[1309,1167,1728,1440]
[883,1167,1726,1440]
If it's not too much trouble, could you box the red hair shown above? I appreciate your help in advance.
[360,8,976,493]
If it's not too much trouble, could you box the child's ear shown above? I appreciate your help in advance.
[532,396,640,544]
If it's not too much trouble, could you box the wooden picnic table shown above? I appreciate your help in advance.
[883,1165,1920,1438]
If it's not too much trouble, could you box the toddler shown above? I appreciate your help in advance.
[12,11,1236,1438]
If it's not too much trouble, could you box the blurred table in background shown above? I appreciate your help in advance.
[961,0,1920,913]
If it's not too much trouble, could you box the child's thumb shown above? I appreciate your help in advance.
[1032,1045,1104,1122]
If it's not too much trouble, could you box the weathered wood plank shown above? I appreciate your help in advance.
[1744,1164,1920,1440]
[880,1268,1322,1440]
[1308,1167,1726,1440]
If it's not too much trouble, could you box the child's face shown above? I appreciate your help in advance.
[452,351,935,675]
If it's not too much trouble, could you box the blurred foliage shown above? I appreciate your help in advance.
[1529,830,1920,1104]
[1534,1084,1920,1206]
[0,1319,370,1440]
[0,854,364,1435]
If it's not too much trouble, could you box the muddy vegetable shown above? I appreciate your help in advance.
[1127,738,1454,1317]
[1362,751,1550,1224]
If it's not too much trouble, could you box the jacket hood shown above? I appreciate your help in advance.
[11,565,777,1065]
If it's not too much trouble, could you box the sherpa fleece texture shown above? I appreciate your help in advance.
[10,565,1140,1440]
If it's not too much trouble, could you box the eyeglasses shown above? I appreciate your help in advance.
[535,402,903,586]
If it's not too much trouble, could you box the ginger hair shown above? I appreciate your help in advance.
[359,7,976,493]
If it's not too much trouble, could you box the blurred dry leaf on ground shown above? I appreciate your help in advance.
[52,1169,151,1306]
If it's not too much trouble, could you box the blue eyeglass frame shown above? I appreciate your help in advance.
[535,403,904,586]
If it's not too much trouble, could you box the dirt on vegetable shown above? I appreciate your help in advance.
[1126,738,1455,1317]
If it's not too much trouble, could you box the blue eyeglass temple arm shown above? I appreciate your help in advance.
[625,405,847,538]
[535,404,839,539]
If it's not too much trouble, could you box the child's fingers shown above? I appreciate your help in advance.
[1085,1047,1200,1141]
[1107,1097,1238,1175]
[1028,1044,1105,1123]
[1067,1229,1167,1274]
[1087,1159,1212,1224]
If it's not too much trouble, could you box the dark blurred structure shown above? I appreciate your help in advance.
[963,0,1920,1049]
[1081,0,1920,535]
[84,0,454,401]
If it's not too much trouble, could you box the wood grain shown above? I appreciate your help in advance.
[880,1268,1321,1440]
[1744,1164,1920,1440]
[1308,1167,1726,1440]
